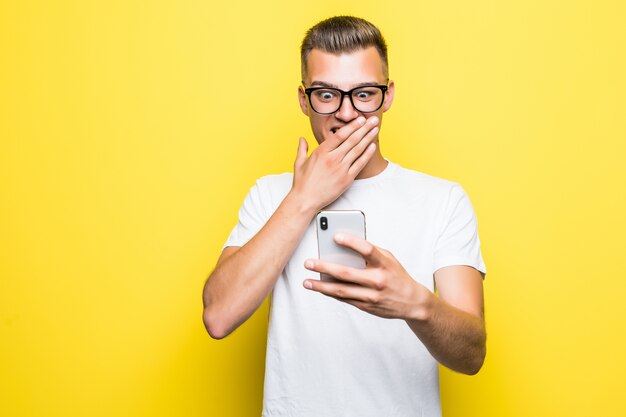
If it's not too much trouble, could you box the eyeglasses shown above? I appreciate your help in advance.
[303,83,388,114]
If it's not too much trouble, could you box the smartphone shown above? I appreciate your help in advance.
[315,210,367,282]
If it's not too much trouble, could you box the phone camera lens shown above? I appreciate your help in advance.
[320,217,328,230]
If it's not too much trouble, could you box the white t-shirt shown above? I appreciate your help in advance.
[223,159,487,417]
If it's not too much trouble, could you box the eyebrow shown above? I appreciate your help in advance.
[309,80,382,88]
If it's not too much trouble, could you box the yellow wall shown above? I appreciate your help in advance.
[1,1,625,416]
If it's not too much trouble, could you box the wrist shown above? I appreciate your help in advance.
[407,285,436,323]
[283,189,319,219]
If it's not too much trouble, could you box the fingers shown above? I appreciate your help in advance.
[342,121,378,168]
[294,137,308,170]
[303,278,378,304]
[347,142,376,178]
[333,233,384,266]
[334,116,379,160]
[304,258,372,286]
[321,116,367,150]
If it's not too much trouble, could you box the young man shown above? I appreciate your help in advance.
[203,16,487,417]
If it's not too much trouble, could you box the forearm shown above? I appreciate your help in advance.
[203,190,316,339]
[406,292,486,375]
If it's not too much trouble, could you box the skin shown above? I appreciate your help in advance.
[203,46,486,375]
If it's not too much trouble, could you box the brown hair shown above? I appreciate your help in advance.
[300,16,389,81]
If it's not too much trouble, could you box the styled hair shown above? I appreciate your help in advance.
[300,16,389,81]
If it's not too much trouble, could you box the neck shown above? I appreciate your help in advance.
[355,150,388,180]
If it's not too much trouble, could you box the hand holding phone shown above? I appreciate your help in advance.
[315,210,367,281]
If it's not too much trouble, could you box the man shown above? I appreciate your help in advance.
[203,16,487,417]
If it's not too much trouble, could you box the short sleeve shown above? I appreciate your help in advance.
[222,180,269,250]
[432,183,487,278]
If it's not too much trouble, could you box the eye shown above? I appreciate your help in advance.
[313,89,338,102]
[353,88,379,101]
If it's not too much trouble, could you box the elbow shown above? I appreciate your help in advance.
[464,345,486,376]
[464,358,485,376]
[202,276,232,340]
[202,308,231,340]
[465,324,487,375]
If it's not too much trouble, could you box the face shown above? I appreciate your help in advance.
[298,46,395,145]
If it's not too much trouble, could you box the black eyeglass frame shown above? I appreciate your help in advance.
[302,83,389,115]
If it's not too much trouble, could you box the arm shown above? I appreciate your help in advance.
[202,191,317,339]
[302,235,486,375]
[406,265,486,375]
[203,116,380,339]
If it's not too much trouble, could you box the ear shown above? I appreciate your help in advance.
[382,80,395,113]
[298,85,310,116]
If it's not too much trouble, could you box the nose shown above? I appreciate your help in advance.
[334,94,360,122]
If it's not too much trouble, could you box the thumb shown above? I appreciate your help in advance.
[294,136,308,169]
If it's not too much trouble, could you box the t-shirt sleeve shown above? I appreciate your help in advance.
[432,183,487,278]
[222,179,269,250]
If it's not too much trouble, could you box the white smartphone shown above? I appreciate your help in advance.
[315,210,367,282]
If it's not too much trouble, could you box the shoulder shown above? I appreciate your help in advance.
[246,172,293,215]
[387,160,463,200]
[255,171,293,187]
[254,172,293,196]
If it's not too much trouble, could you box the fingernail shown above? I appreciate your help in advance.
[304,260,314,269]
[334,233,344,243]
[357,117,366,125]
[369,116,379,125]
[304,281,313,289]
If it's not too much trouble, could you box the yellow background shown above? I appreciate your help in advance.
[1,1,625,416]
